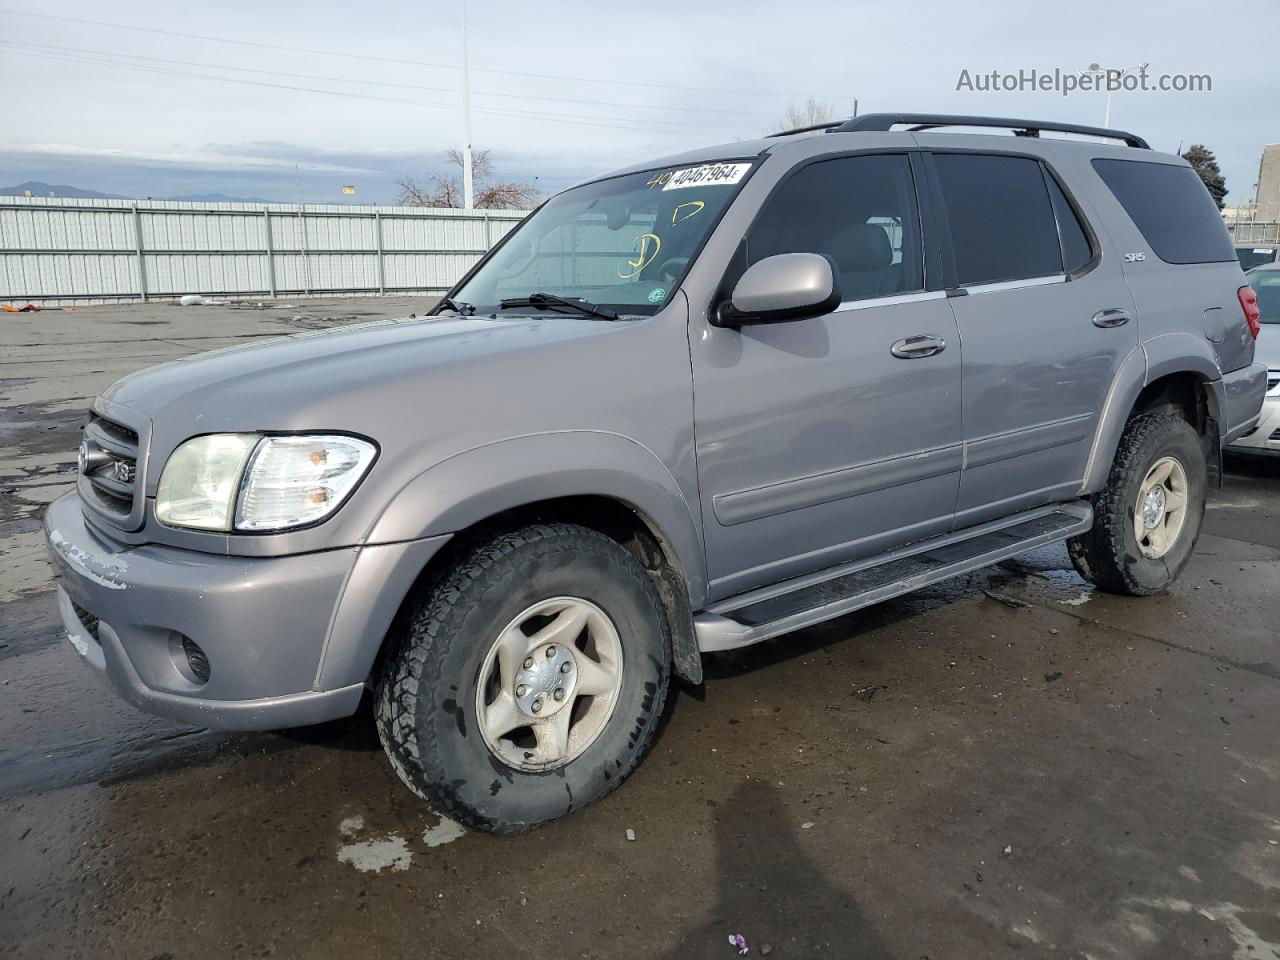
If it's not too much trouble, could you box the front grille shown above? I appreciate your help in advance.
[70,600,99,640]
[80,413,140,523]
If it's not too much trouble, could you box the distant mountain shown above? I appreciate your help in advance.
[0,181,272,203]
[162,192,272,204]
[1,180,126,199]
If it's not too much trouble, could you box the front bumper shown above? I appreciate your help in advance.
[43,492,448,731]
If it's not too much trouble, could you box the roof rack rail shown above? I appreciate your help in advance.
[769,113,1150,149]
[839,113,1150,149]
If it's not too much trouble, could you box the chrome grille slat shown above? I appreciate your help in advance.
[78,411,142,528]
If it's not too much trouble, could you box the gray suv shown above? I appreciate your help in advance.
[45,113,1268,833]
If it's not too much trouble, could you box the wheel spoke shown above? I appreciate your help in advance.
[574,653,618,697]
[529,602,590,651]
[1164,488,1187,513]
[494,624,532,688]
[532,709,572,762]
[1148,459,1174,486]
[482,690,524,742]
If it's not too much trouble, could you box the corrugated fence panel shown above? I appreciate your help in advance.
[0,197,529,304]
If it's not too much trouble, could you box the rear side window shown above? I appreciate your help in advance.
[1092,159,1236,264]
[1046,174,1093,273]
[932,154,1063,286]
[746,153,924,302]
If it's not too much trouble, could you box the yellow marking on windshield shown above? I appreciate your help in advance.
[672,200,705,225]
[618,233,661,279]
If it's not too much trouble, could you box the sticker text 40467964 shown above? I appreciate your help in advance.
[648,162,752,191]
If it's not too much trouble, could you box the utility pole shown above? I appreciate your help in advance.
[461,0,474,210]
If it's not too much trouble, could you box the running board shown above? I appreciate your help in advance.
[694,503,1092,652]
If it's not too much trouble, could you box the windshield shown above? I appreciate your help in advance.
[1238,247,1279,271]
[1249,268,1280,323]
[448,160,755,316]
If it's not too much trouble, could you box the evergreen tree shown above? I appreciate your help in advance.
[1181,144,1227,209]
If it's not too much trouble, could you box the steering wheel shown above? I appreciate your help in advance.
[497,234,538,278]
[652,256,689,282]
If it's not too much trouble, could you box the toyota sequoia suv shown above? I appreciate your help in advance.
[45,113,1268,833]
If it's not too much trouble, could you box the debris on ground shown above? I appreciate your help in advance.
[982,589,1030,609]
[1045,672,1063,683]
[178,294,209,306]
[760,945,772,956]
[727,933,749,955]
[801,822,815,830]
[1003,845,1013,856]
[2,302,41,312]
[625,828,636,842]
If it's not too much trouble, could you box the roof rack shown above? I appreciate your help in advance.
[768,113,1150,150]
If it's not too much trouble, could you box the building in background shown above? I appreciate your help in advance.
[1225,143,1280,246]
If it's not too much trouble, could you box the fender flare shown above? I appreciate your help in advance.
[1081,335,1222,493]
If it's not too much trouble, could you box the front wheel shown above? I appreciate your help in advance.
[1068,413,1207,595]
[375,523,671,834]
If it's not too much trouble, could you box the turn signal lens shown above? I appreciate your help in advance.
[234,435,376,531]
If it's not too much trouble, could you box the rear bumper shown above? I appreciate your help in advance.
[1220,361,1269,445]
[44,491,448,731]
[1229,396,1280,452]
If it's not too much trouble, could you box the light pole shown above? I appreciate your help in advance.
[461,0,474,210]
[1086,62,1147,127]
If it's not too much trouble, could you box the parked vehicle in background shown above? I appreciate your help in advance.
[1230,262,1280,453]
[1236,244,1280,271]
[45,113,1266,833]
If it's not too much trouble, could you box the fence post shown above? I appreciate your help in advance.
[131,202,148,302]
[298,204,311,296]
[374,210,386,295]
[263,209,277,297]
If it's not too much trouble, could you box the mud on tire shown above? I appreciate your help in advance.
[1067,413,1207,596]
[375,522,672,834]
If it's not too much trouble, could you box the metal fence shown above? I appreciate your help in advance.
[0,196,528,305]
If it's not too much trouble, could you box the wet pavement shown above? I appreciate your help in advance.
[1,301,1278,959]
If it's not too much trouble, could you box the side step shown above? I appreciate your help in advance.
[694,503,1092,652]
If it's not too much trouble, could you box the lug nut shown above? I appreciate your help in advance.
[560,661,572,674]
[545,645,557,658]
[516,684,528,697]
[531,699,543,714]
[523,657,534,670]
[553,688,565,702]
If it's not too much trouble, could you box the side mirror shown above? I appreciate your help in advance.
[714,252,841,327]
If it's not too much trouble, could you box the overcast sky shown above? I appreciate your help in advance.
[1,0,1275,204]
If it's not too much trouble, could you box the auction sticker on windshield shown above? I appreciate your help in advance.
[658,162,752,191]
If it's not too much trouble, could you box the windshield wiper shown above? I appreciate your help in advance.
[436,297,475,315]
[498,292,620,321]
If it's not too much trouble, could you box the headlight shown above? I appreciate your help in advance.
[155,434,376,532]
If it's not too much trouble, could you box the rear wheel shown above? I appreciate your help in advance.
[375,523,671,834]
[1068,413,1207,595]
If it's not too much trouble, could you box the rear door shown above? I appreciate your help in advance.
[926,151,1138,527]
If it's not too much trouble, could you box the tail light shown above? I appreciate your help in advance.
[1239,285,1261,339]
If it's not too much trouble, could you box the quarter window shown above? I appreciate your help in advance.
[1046,173,1094,274]
[746,154,924,302]
[1092,158,1236,264]
[932,154,1063,286]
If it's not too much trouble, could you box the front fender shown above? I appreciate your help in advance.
[364,430,708,608]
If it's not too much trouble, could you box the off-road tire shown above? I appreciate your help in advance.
[375,523,671,834]
[1067,413,1206,596]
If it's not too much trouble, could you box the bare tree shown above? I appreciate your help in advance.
[398,148,539,209]
[773,97,838,133]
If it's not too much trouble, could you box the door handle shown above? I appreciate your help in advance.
[890,335,947,359]
[1092,308,1131,328]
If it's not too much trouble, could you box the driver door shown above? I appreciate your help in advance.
[689,152,964,599]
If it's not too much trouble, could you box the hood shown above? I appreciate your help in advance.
[99,312,631,487]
